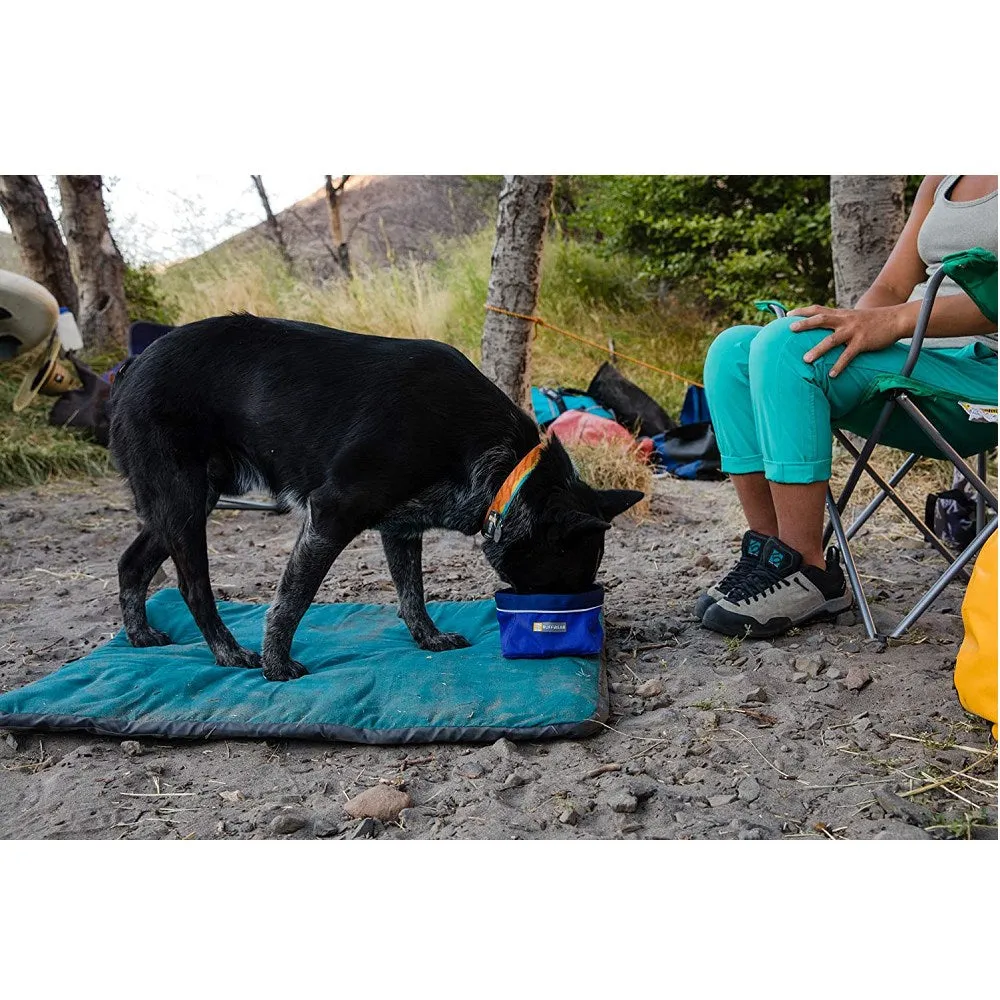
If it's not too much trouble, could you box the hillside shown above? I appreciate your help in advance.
[204,175,501,280]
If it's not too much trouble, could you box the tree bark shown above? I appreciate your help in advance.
[251,174,294,269]
[481,175,554,409]
[0,175,80,314]
[830,175,906,308]
[324,175,352,277]
[57,175,129,353]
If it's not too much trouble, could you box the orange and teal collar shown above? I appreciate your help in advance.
[482,443,545,542]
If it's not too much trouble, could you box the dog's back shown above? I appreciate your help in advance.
[110,313,529,513]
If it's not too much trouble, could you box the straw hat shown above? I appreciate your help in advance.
[12,333,74,413]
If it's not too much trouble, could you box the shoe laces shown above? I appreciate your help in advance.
[726,563,792,604]
[718,551,760,592]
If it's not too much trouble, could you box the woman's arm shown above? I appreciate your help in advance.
[853,176,943,309]
[786,174,996,377]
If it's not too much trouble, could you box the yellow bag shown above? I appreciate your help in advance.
[954,531,998,740]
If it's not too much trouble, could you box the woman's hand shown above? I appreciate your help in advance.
[787,305,903,378]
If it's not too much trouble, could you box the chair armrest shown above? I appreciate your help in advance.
[901,266,949,378]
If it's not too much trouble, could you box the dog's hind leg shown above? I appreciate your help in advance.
[119,527,172,647]
[261,487,368,681]
[151,472,261,670]
[381,529,471,651]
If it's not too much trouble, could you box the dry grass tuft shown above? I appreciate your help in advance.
[562,438,653,522]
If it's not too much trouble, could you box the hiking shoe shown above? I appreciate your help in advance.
[701,538,853,639]
[694,529,769,620]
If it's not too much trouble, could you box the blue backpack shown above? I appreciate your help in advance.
[530,386,615,430]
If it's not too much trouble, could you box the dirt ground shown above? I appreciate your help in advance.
[0,474,996,841]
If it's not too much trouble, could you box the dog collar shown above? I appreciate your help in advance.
[482,443,545,543]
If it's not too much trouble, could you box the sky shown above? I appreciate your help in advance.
[0,174,329,265]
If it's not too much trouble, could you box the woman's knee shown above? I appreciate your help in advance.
[704,324,760,390]
[748,317,829,381]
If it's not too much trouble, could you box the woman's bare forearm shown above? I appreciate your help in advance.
[885,292,997,339]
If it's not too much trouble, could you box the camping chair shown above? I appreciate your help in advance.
[766,248,999,644]
[125,321,280,513]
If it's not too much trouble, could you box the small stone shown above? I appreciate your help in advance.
[501,772,526,790]
[874,787,934,828]
[825,667,844,680]
[311,813,341,838]
[219,789,243,803]
[795,653,826,677]
[694,554,713,568]
[459,761,486,779]
[606,790,638,814]
[620,821,643,834]
[120,740,143,757]
[558,808,580,826]
[845,666,872,691]
[349,817,377,839]
[791,672,809,684]
[344,785,413,822]
[875,822,932,841]
[0,731,18,758]
[708,793,738,808]
[636,678,665,699]
[626,776,658,802]
[269,811,308,835]
[805,679,829,692]
[744,686,768,704]
[737,777,761,803]
[491,737,521,759]
[738,827,765,840]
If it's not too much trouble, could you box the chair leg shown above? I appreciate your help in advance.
[826,488,880,643]
[976,452,987,534]
[835,445,957,565]
[890,517,998,638]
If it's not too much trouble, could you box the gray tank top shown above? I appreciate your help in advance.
[904,175,998,350]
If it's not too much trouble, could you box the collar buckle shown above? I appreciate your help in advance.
[483,510,503,543]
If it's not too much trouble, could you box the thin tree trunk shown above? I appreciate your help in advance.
[324,174,352,277]
[0,174,80,314]
[830,175,906,308]
[251,175,294,268]
[57,175,129,353]
[481,175,554,409]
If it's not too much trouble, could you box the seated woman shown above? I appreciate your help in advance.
[699,174,998,638]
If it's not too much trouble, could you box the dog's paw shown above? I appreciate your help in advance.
[217,646,263,670]
[128,626,172,648]
[262,656,308,682]
[419,632,471,652]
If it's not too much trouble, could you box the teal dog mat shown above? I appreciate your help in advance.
[0,589,607,744]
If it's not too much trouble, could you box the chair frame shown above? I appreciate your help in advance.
[797,267,996,643]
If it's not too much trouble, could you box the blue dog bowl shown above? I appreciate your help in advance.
[495,585,605,659]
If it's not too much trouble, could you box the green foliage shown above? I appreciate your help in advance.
[123,263,178,326]
[572,175,834,320]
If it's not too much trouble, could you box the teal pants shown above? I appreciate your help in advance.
[703,317,999,484]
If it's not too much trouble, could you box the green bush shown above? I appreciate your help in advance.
[571,175,833,321]
[123,263,178,326]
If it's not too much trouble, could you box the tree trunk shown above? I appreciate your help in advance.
[0,174,80,314]
[481,175,554,409]
[324,175,352,277]
[830,175,906,308]
[57,175,129,353]
[251,174,294,269]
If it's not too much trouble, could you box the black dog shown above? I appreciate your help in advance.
[109,315,642,681]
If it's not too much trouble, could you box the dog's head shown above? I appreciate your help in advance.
[482,437,643,593]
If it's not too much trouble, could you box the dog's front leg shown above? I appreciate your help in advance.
[261,494,356,681]
[381,529,470,651]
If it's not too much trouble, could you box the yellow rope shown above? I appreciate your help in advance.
[484,304,703,388]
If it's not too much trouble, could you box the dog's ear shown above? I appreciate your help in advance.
[553,510,612,540]
[596,489,644,521]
